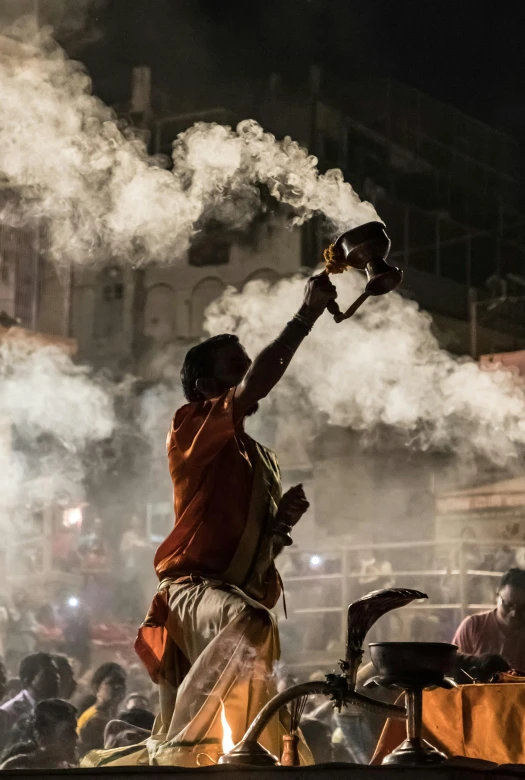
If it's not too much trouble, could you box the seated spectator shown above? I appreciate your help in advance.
[103,705,155,750]
[53,655,77,700]
[118,707,155,732]
[104,724,149,750]
[0,699,78,769]
[453,568,525,670]
[77,662,126,756]
[0,653,59,749]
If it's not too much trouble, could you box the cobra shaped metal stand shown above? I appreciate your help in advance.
[219,589,425,767]
[218,679,406,766]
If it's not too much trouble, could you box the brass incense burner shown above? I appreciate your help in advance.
[219,588,424,767]
[323,221,403,322]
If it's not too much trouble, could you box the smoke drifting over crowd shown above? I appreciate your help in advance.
[206,273,525,468]
[0,338,115,517]
[0,20,376,267]
[1,6,525,526]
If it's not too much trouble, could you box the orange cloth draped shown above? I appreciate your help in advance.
[372,676,525,765]
[135,387,281,682]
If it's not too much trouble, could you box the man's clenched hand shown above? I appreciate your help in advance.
[302,273,338,315]
[276,484,310,527]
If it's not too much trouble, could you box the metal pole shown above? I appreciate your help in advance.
[406,690,422,741]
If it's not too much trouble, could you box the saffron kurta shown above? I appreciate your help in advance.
[82,387,313,768]
[135,387,281,682]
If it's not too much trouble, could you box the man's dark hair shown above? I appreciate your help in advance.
[19,654,54,688]
[180,334,239,402]
[33,699,77,735]
[117,707,155,731]
[5,700,77,758]
[91,662,126,692]
[499,568,525,591]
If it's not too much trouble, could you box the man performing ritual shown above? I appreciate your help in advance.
[82,272,337,768]
[453,568,525,671]
[373,568,525,765]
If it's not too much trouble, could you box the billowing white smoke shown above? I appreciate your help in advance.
[1,12,522,489]
[0,338,115,514]
[205,272,525,467]
[137,382,185,472]
[0,21,376,266]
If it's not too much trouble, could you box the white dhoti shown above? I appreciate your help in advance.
[82,578,311,768]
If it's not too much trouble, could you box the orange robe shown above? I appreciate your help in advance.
[81,388,313,768]
[135,386,281,682]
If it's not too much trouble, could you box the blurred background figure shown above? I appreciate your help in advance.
[103,705,155,749]
[0,653,59,750]
[35,604,63,653]
[0,699,78,769]
[60,598,92,675]
[77,662,127,756]
[453,568,525,671]
[79,517,111,619]
[52,655,77,701]
[117,514,151,622]
[3,592,38,675]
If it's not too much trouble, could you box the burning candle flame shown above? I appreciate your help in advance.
[221,701,234,754]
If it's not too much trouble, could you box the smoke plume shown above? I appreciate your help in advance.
[205,272,525,468]
[0,336,115,515]
[0,21,376,267]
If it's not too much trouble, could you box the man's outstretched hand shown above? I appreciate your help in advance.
[276,483,310,527]
[302,273,338,316]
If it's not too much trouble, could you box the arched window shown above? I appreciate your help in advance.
[190,277,225,336]
[94,266,124,339]
[242,268,279,288]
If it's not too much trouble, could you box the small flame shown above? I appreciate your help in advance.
[221,701,234,754]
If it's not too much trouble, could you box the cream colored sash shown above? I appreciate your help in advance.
[222,441,281,594]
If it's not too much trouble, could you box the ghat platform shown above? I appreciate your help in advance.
[3,761,525,780]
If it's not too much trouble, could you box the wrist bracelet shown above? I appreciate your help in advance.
[292,314,312,332]
[274,522,293,535]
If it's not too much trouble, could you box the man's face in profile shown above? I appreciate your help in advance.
[496,584,525,629]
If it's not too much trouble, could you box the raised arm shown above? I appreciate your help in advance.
[234,273,336,418]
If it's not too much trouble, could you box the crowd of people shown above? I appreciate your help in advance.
[0,565,523,768]
[0,652,157,768]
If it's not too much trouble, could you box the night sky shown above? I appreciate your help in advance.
[70,0,525,147]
